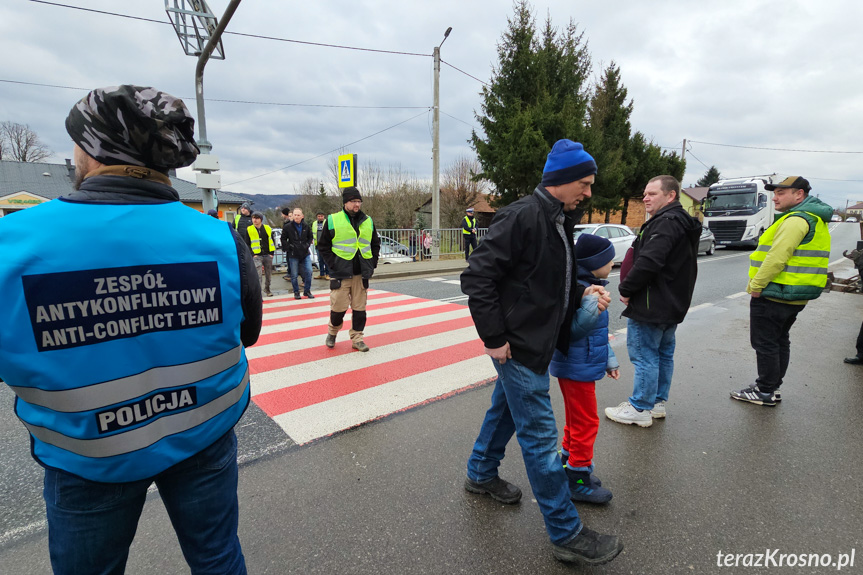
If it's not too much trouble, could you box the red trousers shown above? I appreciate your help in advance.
[558,378,599,468]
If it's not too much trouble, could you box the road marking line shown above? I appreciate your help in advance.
[726,291,749,299]
[246,289,496,444]
[688,303,714,312]
[274,357,495,444]
[246,308,472,359]
[252,326,481,397]
[0,519,47,546]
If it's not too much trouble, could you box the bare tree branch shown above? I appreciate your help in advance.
[0,121,52,163]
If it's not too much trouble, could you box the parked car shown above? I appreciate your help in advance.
[379,245,412,263]
[846,217,859,223]
[698,226,716,255]
[572,224,636,265]
[379,236,410,256]
[831,214,843,222]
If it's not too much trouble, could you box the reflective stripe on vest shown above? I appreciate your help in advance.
[247,224,274,254]
[463,215,476,234]
[748,210,831,300]
[328,211,373,260]
[0,200,249,483]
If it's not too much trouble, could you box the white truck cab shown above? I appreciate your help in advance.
[702,175,786,248]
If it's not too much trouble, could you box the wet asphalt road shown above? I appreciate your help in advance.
[1,226,860,574]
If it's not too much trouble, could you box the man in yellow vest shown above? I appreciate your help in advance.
[731,176,832,406]
[317,187,381,352]
[463,207,478,260]
[246,212,276,297]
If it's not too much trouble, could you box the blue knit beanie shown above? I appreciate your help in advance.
[541,139,597,187]
[576,233,614,272]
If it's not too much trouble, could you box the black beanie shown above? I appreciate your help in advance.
[342,186,362,204]
[575,233,615,272]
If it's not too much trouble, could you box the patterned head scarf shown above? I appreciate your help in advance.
[66,85,199,171]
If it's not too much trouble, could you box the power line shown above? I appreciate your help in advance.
[28,0,430,57]
[440,110,476,129]
[440,59,489,86]
[689,139,863,154]
[685,147,711,171]
[224,110,429,187]
[0,79,426,110]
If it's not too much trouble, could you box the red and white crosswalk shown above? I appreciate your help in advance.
[247,289,495,444]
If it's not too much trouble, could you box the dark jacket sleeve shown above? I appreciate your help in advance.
[300,222,314,253]
[231,228,262,347]
[460,208,523,349]
[618,217,681,298]
[370,224,381,268]
[317,218,336,269]
[281,222,290,252]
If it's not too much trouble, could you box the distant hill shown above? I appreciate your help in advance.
[229,193,301,211]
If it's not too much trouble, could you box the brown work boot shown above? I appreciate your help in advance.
[352,340,370,352]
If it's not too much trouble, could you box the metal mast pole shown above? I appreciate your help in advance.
[195,0,241,212]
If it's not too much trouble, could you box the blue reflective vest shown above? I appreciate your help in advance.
[0,199,249,482]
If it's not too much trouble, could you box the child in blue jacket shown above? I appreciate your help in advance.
[550,233,619,504]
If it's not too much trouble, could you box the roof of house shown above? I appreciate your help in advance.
[681,186,709,203]
[0,160,246,204]
[847,202,863,211]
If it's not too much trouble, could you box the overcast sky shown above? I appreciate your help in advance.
[2,0,862,210]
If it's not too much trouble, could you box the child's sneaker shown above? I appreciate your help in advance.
[565,467,612,504]
[557,451,602,486]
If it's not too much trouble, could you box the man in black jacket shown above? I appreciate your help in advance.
[282,207,315,300]
[317,187,381,352]
[461,139,621,566]
[605,175,700,427]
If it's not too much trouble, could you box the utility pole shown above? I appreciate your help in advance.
[681,138,686,162]
[431,26,452,260]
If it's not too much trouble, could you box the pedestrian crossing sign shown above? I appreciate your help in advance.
[338,154,357,188]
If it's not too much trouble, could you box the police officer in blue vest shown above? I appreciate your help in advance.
[0,85,262,574]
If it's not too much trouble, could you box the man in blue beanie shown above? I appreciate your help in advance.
[461,139,622,565]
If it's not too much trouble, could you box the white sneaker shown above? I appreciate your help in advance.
[650,401,667,419]
[605,401,653,427]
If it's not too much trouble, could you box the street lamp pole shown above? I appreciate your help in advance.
[431,26,451,260]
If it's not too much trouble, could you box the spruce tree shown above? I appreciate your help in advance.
[471,1,591,206]
[696,166,722,187]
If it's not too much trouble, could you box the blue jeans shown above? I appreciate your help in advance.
[289,254,313,295]
[627,319,677,411]
[467,358,581,545]
[43,431,246,575]
[316,248,329,277]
